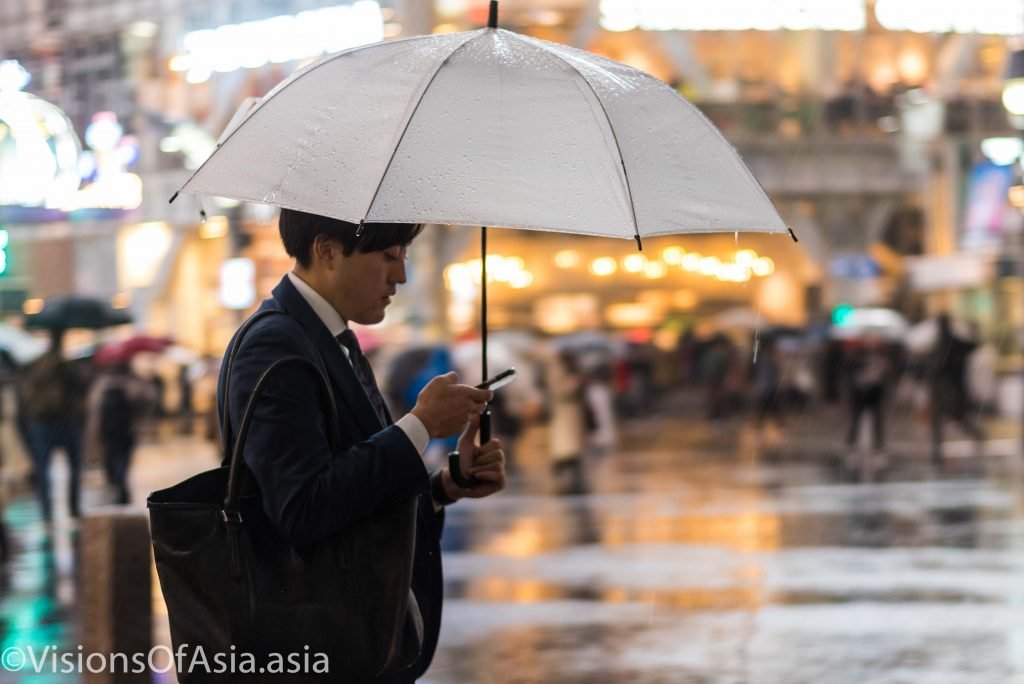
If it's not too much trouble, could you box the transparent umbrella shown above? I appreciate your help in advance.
[174,1,793,442]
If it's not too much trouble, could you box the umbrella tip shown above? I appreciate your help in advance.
[356,220,366,237]
[634,233,643,252]
[169,191,179,204]
[487,0,498,28]
[787,226,799,243]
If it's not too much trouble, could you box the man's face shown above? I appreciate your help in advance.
[328,242,409,325]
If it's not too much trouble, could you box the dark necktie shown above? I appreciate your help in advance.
[337,329,388,425]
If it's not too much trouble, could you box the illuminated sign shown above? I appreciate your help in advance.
[0,61,82,208]
[0,63,141,215]
[600,0,1023,34]
[171,1,384,84]
[599,0,865,32]
[874,0,1023,35]
[0,229,9,275]
[219,258,256,310]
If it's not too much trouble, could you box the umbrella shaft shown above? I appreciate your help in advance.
[481,225,488,382]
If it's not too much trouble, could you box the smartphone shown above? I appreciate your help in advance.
[476,367,516,391]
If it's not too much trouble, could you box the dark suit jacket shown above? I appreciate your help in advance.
[217,275,444,682]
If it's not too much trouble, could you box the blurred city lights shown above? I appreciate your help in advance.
[111,292,131,309]
[590,257,618,277]
[199,216,229,239]
[681,253,702,271]
[661,246,684,264]
[174,2,383,83]
[623,254,647,273]
[699,256,721,275]
[554,249,580,268]
[643,261,668,279]
[22,299,43,315]
[600,0,865,32]
[752,257,775,277]
[445,255,534,292]
[980,137,1023,166]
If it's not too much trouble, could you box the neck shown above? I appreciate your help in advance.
[291,267,347,324]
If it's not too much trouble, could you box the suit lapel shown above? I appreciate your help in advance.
[271,276,386,438]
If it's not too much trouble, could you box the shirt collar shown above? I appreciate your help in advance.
[286,271,348,338]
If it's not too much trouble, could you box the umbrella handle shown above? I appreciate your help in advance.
[449,409,490,489]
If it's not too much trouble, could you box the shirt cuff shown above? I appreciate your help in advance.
[395,413,430,456]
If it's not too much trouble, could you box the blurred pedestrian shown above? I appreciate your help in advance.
[753,337,782,427]
[94,362,152,504]
[928,313,984,467]
[703,334,734,420]
[18,328,89,521]
[547,349,587,495]
[845,335,889,454]
[584,363,617,459]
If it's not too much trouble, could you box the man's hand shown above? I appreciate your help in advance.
[442,413,506,501]
[411,372,492,439]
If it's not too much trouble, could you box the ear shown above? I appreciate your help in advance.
[312,235,338,269]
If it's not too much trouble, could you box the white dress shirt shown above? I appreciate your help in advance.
[286,271,430,455]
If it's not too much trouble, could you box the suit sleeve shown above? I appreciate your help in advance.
[223,322,429,547]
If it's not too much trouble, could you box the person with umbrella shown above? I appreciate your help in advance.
[18,327,91,521]
[216,208,504,681]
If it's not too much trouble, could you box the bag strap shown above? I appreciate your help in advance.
[219,310,343,512]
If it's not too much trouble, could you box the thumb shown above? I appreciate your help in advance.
[459,412,481,445]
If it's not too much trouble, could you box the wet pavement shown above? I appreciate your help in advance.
[2,394,1024,682]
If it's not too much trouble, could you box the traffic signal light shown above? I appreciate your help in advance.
[0,229,9,275]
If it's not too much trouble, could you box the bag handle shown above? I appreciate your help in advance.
[224,354,341,510]
[219,310,342,511]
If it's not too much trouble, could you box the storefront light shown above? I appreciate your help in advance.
[698,256,721,275]
[111,292,131,309]
[752,257,775,277]
[1003,51,1024,119]
[22,299,43,316]
[599,0,865,32]
[554,249,580,268]
[1009,185,1024,209]
[178,2,383,82]
[735,249,757,266]
[590,257,618,277]
[875,0,1022,34]
[661,246,684,265]
[199,215,229,239]
[681,253,701,271]
[643,261,667,279]
[509,271,534,289]
[980,137,1023,166]
[623,253,647,273]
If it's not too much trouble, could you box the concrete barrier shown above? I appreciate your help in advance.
[80,509,151,684]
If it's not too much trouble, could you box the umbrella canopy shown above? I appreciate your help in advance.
[94,335,173,365]
[0,323,48,365]
[175,28,786,241]
[830,308,909,342]
[25,296,132,331]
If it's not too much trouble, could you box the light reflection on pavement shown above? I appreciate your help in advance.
[0,402,1023,682]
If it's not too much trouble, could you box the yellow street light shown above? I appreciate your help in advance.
[623,254,647,273]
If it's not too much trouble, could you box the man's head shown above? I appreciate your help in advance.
[279,208,423,324]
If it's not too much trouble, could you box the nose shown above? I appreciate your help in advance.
[392,259,407,285]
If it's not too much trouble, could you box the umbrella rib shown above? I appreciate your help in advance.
[360,32,482,223]
[507,33,643,250]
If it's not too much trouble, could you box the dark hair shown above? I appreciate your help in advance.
[279,208,424,267]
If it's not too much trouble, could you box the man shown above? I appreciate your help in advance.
[20,327,89,521]
[218,208,504,682]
